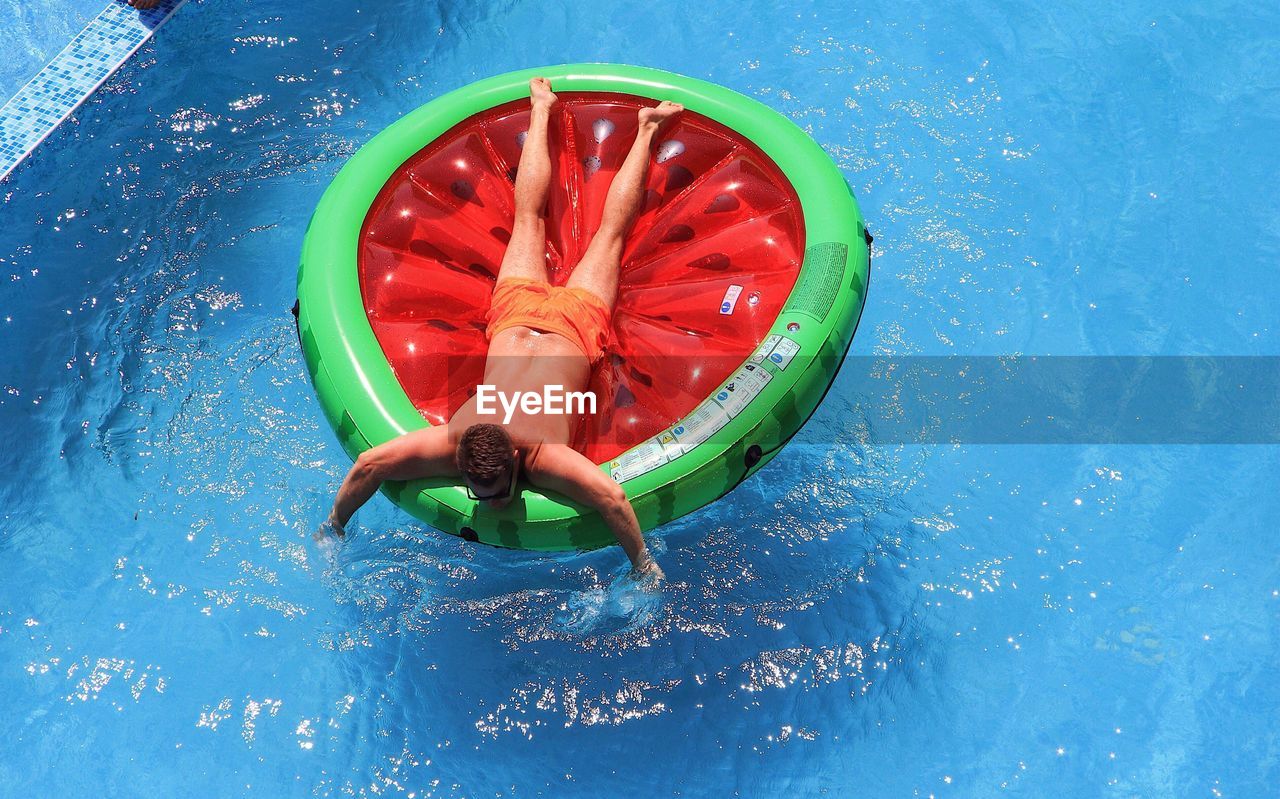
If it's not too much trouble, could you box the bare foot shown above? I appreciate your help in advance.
[529,77,557,111]
[638,100,684,131]
[128,0,163,9]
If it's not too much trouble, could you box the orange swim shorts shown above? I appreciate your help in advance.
[485,278,613,363]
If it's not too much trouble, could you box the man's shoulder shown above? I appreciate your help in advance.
[521,439,552,471]
[521,440,581,475]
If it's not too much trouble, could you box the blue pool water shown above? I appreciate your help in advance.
[2,0,1278,795]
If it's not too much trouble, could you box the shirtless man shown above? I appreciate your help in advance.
[324,78,682,578]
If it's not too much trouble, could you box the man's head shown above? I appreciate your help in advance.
[456,423,518,508]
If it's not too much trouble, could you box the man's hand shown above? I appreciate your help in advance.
[525,443,658,575]
[314,514,346,543]
[630,548,665,583]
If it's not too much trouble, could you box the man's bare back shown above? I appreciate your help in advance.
[448,326,591,449]
[324,78,683,578]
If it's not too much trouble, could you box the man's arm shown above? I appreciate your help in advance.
[327,426,455,533]
[525,443,661,576]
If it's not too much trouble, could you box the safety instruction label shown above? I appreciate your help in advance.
[670,399,731,453]
[712,361,773,418]
[609,438,670,483]
[609,336,796,483]
[765,336,801,370]
[655,427,683,459]
[752,334,782,364]
[720,284,744,315]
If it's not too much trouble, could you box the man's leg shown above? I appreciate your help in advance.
[566,101,684,306]
[495,77,558,285]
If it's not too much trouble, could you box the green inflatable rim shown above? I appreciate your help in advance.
[297,63,870,551]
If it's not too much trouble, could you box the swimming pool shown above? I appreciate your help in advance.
[2,0,1277,796]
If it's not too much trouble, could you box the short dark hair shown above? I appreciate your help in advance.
[456,424,514,486]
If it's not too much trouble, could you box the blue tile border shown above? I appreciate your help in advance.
[0,0,187,182]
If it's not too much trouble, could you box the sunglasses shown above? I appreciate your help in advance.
[466,455,520,502]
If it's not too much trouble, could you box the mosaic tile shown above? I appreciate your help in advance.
[0,0,187,181]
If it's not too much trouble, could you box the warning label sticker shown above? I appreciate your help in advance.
[609,438,670,483]
[752,334,782,364]
[656,428,683,460]
[713,361,774,418]
[766,336,801,371]
[608,337,798,482]
[719,284,744,315]
[672,399,731,453]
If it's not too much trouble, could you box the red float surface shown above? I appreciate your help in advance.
[359,93,805,463]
